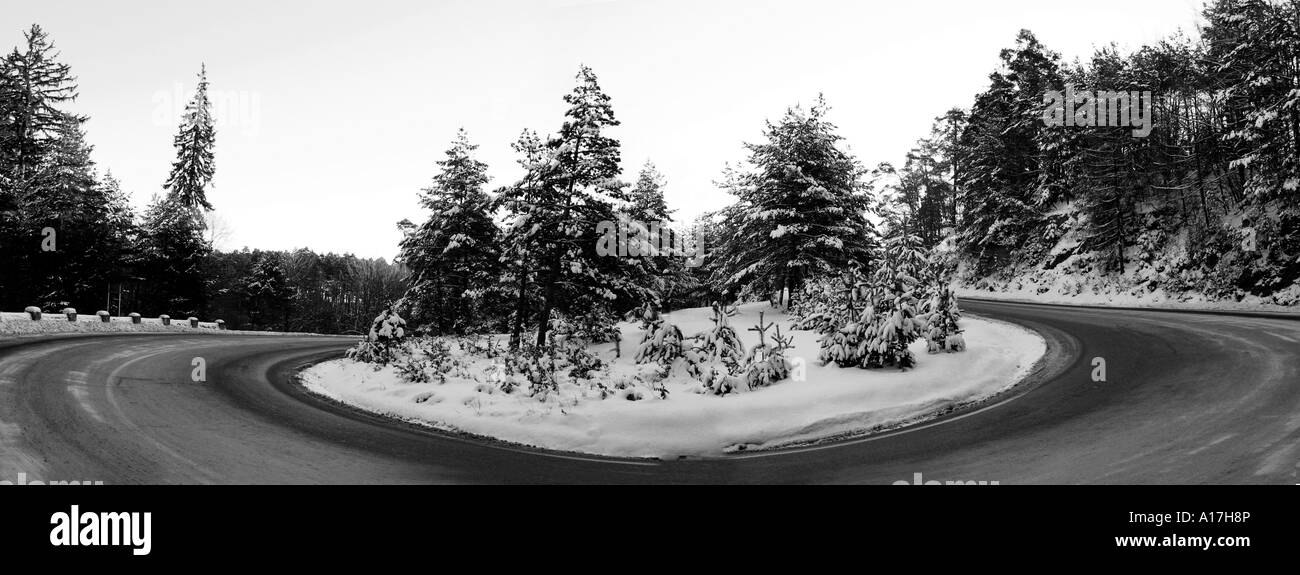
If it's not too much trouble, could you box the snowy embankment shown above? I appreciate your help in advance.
[956,284,1300,315]
[954,200,1300,314]
[0,312,304,336]
[301,303,1046,458]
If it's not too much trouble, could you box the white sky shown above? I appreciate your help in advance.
[3,0,1206,259]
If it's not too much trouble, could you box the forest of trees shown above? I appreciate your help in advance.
[0,24,407,332]
[884,0,1299,299]
[2,0,1296,339]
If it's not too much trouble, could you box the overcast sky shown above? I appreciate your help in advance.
[3,0,1206,259]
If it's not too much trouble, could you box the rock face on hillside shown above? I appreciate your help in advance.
[959,202,1300,307]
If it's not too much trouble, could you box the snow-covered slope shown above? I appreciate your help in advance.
[959,201,1300,311]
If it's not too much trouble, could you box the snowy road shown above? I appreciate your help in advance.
[1,300,1297,484]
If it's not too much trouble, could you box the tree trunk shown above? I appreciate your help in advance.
[536,250,562,347]
[510,270,528,350]
[535,131,584,347]
[1291,106,1299,169]
[433,275,445,335]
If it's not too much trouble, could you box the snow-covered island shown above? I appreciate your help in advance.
[301,302,1045,458]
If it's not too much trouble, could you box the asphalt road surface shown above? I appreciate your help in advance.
[1,300,1296,484]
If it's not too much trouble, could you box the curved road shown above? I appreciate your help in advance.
[1,300,1297,484]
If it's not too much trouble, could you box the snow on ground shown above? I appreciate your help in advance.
[301,303,1046,458]
[957,282,1300,315]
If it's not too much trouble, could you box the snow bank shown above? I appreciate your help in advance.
[301,303,1046,457]
[0,312,314,336]
[956,284,1300,315]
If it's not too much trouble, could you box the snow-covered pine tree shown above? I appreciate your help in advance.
[792,269,856,333]
[1202,0,1300,201]
[620,160,687,307]
[495,130,551,350]
[346,308,408,366]
[816,270,871,367]
[714,96,876,310]
[629,160,673,223]
[25,120,137,309]
[91,172,138,298]
[138,64,216,316]
[599,169,669,322]
[163,64,215,215]
[741,311,792,389]
[529,66,649,347]
[632,302,685,366]
[683,301,746,394]
[0,24,83,310]
[921,253,965,353]
[0,52,16,184]
[244,253,293,330]
[864,232,928,368]
[955,31,1061,275]
[822,231,926,370]
[397,129,500,335]
[0,24,80,182]
[873,126,958,251]
[924,286,965,353]
[652,210,712,310]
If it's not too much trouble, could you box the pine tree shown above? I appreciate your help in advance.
[618,159,686,310]
[921,253,965,353]
[628,160,672,222]
[24,119,102,308]
[1203,0,1300,200]
[864,233,927,369]
[527,65,646,346]
[0,24,81,310]
[1061,47,1152,272]
[244,254,293,330]
[715,96,876,309]
[495,130,552,349]
[0,56,15,183]
[138,194,210,315]
[0,26,136,313]
[163,64,216,214]
[790,271,852,333]
[821,232,927,370]
[397,129,500,334]
[816,269,869,367]
[93,172,138,302]
[346,308,408,365]
[0,24,80,183]
[741,311,792,389]
[956,30,1062,274]
[886,114,963,249]
[683,301,746,394]
[632,302,685,366]
[935,108,967,228]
